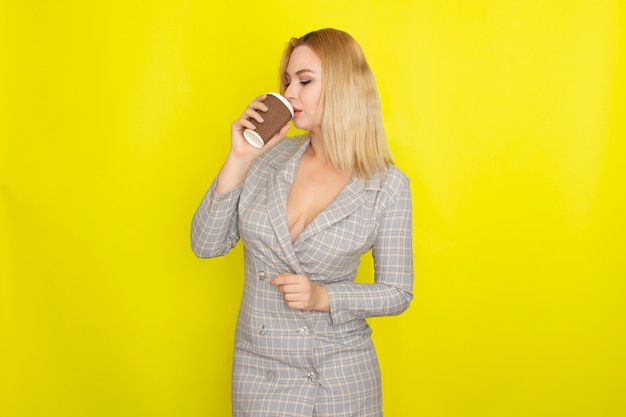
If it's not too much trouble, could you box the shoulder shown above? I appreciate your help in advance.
[355,165,411,216]
[367,165,411,196]
[241,136,308,190]
[383,165,410,190]
[253,135,308,169]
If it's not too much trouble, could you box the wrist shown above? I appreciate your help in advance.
[314,284,330,312]
[226,150,256,167]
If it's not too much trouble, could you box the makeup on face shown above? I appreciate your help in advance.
[283,46,323,132]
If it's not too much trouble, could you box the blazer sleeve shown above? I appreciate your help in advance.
[325,174,414,325]
[190,177,243,258]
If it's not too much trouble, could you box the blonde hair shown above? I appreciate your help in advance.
[279,28,393,178]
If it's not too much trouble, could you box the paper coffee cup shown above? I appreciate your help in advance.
[243,92,294,148]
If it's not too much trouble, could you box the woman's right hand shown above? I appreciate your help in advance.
[229,94,292,161]
[215,95,291,194]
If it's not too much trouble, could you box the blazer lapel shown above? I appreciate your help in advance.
[294,175,377,245]
[264,138,309,275]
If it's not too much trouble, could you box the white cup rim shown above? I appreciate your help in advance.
[266,92,294,117]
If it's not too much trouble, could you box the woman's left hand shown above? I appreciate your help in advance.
[271,273,330,312]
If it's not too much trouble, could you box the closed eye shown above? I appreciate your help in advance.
[284,78,312,88]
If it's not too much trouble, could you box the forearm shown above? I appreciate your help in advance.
[191,178,242,257]
[215,153,255,194]
[325,172,414,324]
[325,280,413,325]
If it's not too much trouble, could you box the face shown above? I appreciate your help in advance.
[283,45,323,132]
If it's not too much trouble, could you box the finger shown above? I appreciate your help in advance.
[279,283,303,294]
[248,98,269,113]
[283,291,301,302]
[233,117,255,132]
[242,109,265,125]
[238,98,269,126]
[285,300,307,311]
[249,95,268,110]
[284,294,304,304]
[273,282,295,294]
[283,292,296,301]
[270,273,294,286]
[232,109,260,131]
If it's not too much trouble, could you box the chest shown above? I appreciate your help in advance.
[286,161,352,243]
[238,166,383,280]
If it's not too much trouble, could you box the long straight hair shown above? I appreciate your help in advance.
[279,28,393,179]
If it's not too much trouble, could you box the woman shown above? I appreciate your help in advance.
[192,28,413,417]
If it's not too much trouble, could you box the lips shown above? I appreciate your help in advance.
[293,108,302,118]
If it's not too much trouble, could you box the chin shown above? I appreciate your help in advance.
[293,121,310,131]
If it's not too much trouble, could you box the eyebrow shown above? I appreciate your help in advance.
[285,69,316,78]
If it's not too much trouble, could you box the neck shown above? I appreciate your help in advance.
[306,132,352,179]
[307,131,328,161]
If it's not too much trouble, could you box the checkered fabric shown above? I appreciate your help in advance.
[192,136,414,417]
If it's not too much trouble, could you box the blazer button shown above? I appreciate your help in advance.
[298,326,310,336]
[265,370,276,380]
[258,324,267,336]
[306,371,319,382]
[257,271,267,281]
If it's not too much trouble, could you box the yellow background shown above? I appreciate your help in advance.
[1,1,625,416]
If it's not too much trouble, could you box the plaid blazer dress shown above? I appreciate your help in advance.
[191,136,414,417]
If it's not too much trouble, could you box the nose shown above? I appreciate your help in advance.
[283,83,296,101]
